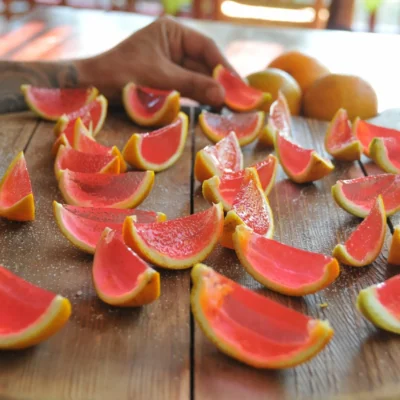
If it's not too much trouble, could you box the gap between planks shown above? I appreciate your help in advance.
[23,119,41,153]
[188,106,196,400]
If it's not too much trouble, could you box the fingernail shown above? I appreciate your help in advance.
[206,86,225,105]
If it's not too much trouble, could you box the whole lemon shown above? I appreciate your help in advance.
[247,68,302,115]
[268,51,329,93]
[303,74,378,121]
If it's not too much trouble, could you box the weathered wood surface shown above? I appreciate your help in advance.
[0,111,192,400]
[0,111,38,168]
[1,108,400,400]
[1,7,400,399]
[193,116,400,400]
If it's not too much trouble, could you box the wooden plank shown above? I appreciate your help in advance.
[0,111,192,400]
[193,117,400,400]
[327,0,356,30]
[0,111,38,170]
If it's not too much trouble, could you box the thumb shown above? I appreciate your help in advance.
[167,64,225,107]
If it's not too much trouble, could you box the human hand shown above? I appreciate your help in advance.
[78,16,233,107]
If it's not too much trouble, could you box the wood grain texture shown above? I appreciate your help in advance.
[0,111,38,170]
[0,111,192,400]
[1,109,400,400]
[193,116,400,400]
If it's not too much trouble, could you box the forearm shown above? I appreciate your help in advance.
[0,57,124,114]
[0,60,81,114]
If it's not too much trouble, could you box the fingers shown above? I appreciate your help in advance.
[182,26,233,72]
[159,16,235,73]
[113,16,229,107]
[166,64,225,107]
[182,58,210,75]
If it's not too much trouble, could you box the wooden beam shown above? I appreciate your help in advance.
[327,0,356,30]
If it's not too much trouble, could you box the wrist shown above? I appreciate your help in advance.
[74,55,123,105]
[74,56,96,88]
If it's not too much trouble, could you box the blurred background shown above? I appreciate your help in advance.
[0,0,398,112]
[0,0,398,33]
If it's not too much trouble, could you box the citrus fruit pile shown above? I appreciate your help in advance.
[246,50,378,122]
[0,69,398,373]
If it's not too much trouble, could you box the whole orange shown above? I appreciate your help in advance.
[303,74,378,121]
[268,51,329,93]
[246,68,302,115]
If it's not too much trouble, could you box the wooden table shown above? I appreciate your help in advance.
[1,8,400,400]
